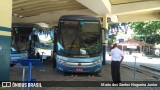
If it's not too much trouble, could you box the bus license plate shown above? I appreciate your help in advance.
[76,68,83,72]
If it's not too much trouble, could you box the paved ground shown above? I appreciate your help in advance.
[105,54,160,80]
[1,58,160,90]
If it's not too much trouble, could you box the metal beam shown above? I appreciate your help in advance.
[17,9,96,23]
[13,2,80,12]
[13,0,48,9]
[13,1,78,11]
[18,5,86,17]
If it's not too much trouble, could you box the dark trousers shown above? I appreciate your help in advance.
[111,61,121,83]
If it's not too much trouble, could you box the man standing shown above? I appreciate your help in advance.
[110,43,124,83]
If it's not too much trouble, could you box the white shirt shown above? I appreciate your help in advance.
[110,47,124,61]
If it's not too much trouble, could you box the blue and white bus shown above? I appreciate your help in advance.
[11,23,52,66]
[53,15,107,73]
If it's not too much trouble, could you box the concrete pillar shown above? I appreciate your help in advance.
[0,0,12,81]
[103,15,109,44]
[102,15,108,65]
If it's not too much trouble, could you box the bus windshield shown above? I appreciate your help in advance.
[11,24,49,53]
[12,26,33,53]
[58,21,101,57]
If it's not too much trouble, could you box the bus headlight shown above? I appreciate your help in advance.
[57,59,66,64]
[93,60,101,64]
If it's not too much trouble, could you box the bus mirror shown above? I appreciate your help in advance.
[33,28,36,31]
[55,26,58,31]
[101,28,109,40]
[29,34,31,41]
[50,27,54,39]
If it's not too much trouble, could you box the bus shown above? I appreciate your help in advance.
[11,23,52,65]
[53,15,107,73]
[35,42,53,60]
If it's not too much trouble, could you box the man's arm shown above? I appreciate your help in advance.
[120,56,124,63]
[109,50,113,56]
[120,51,124,63]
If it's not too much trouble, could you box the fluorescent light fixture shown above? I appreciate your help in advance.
[18,15,23,18]
[13,13,18,16]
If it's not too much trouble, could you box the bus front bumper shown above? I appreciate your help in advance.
[56,62,102,73]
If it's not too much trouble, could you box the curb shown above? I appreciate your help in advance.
[121,63,160,80]
[140,64,160,73]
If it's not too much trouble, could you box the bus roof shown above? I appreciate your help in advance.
[59,15,99,21]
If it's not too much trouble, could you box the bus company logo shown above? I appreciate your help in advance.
[2,82,11,87]
[78,63,81,66]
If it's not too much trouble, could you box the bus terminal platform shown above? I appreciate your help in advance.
[0,56,159,90]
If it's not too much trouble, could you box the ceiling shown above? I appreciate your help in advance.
[12,0,160,23]
[13,0,87,17]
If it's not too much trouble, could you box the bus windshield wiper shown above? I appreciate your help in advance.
[68,29,80,52]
